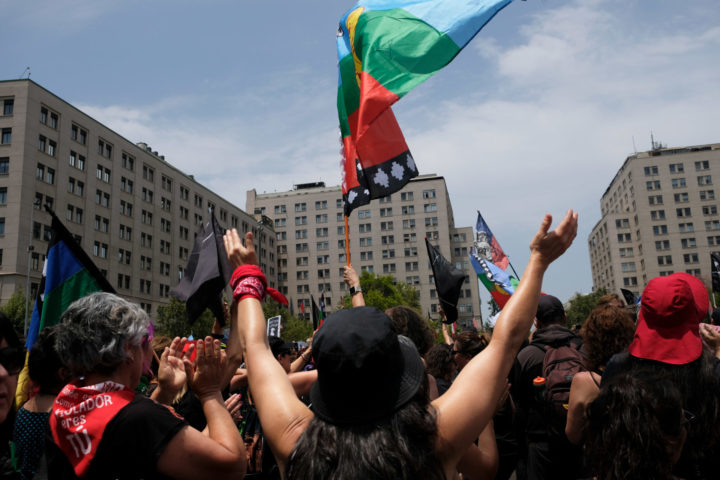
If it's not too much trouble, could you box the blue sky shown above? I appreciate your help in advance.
[4,0,720,312]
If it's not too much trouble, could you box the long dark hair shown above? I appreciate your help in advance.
[287,383,445,480]
[586,373,684,480]
[606,353,720,479]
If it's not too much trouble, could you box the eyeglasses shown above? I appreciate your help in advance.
[0,346,25,376]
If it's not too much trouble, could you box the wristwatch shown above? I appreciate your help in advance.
[349,285,362,296]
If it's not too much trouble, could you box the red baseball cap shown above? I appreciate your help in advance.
[629,273,709,365]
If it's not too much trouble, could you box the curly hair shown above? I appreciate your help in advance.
[54,293,150,377]
[425,344,454,382]
[287,381,445,480]
[586,373,684,480]
[454,331,488,358]
[580,305,635,372]
[385,306,434,356]
[596,293,625,308]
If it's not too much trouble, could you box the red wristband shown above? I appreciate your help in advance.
[231,265,288,305]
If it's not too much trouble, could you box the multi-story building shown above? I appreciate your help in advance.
[0,79,276,314]
[247,175,482,326]
[588,142,720,298]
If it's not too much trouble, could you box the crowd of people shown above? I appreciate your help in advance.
[0,209,719,479]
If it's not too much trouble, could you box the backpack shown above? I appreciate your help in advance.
[532,340,585,435]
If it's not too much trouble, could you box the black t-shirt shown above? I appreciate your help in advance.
[48,395,187,480]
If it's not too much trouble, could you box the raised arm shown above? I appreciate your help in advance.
[224,229,313,470]
[434,210,578,468]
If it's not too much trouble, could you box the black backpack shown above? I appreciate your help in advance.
[532,340,585,435]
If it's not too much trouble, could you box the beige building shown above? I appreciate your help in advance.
[0,79,276,315]
[247,175,482,326]
[588,142,720,298]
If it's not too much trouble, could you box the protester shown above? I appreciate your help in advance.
[511,294,583,480]
[0,313,24,478]
[48,292,246,479]
[224,209,577,478]
[565,305,635,444]
[425,344,455,396]
[595,293,624,308]
[586,373,687,480]
[13,326,70,480]
[602,272,720,480]
[268,336,293,374]
[453,330,489,372]
[386,306,435,357]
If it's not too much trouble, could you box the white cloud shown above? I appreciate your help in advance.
[394,0,720,299]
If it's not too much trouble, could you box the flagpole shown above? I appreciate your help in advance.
[507,259,521,281]
[344,215,351,265]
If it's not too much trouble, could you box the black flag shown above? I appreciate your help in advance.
[425,237,467,324]
[712,253,720,293]
[620,288,636,306]
[171,211,231,325]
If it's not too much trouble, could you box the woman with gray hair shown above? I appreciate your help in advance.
[48,292,246,479]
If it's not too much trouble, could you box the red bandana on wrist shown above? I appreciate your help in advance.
[231,265,288,305]
[50,381,136,478]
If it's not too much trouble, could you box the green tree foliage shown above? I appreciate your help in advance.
[262,301,312,342]
[342,271,420,312]
[565,289,608,327]
[155,298,215,339]
[1,289,27,337]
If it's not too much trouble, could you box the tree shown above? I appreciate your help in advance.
[1,289,27,336]
[342,271,421,312]
[262,301,312,342]
[155,298,215,339]
[564,289,608,327]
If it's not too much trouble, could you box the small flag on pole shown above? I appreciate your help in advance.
[171,210,231,325]
[474,211,509,271]
[425,237,467,324]
[470,248,517,309]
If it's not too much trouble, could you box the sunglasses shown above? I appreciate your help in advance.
[0,347,25,376]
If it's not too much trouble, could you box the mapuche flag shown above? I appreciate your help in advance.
[20,208,115,406]
[311,294,325,330]
[470,247,517,309]
[426,237,467,324]
[337,0,514,214]
[25,207,116,350]
[171,210,231,325]
[475,211,509,271]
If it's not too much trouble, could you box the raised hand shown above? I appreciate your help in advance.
[185,337,226,401]
[529,210,578,266]
[343,264,360,287]
[223,229,258,269]
[157,337,192,392]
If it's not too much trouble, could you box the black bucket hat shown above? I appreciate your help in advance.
[309,306,425,426]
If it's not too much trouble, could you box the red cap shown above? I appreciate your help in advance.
[629,273,709,365]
